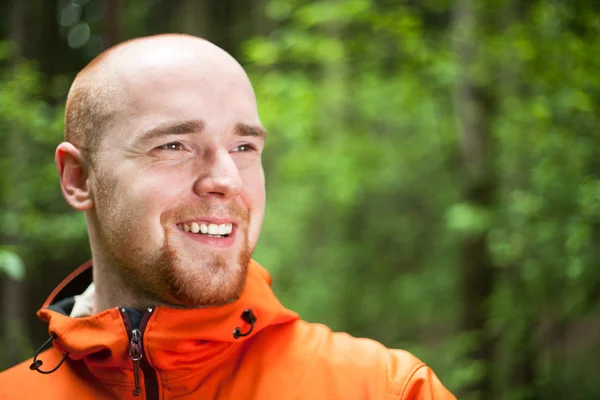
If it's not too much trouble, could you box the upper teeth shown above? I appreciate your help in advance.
[180,223,232,235]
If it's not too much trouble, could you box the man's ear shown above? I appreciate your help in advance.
[56,142,94,211]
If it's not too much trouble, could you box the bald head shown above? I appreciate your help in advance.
[65,34,253,161]
[58,34,266,309]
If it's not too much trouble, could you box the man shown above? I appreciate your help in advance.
[0,34,455,399]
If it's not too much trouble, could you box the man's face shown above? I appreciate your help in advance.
[88,48,266,306]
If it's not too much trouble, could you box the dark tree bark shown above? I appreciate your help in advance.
[499,1,538,397]
[2,0,30,369]
[146,0,180,35]
[250,0,274,37]
[171,0,262,59]
[9,0,27,57]
[452,0,497,398]
[511,321,537,400]
[103,0,123,48]
[173,0,213,43]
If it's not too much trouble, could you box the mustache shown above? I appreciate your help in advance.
[160,202,248,224]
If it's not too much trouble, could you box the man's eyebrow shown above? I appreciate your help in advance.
[234,123,268,139]
[139,119,206,143]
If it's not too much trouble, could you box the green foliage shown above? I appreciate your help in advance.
[0,248,25,281]
[246,0,460,386]
[446,203,492,235]
[0,39,88,286]
[1,0,600,398]
[244,0,600,397]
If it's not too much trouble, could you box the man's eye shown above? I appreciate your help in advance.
[158,142,185,151]
[232,144,256,153]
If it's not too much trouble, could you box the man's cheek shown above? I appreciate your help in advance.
[145,171,188,199]
[244,169,266,201]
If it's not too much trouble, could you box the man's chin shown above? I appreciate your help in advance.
[158,254,250,307]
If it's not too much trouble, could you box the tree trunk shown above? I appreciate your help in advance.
[500,0,538,397]
[173,0,213,44]
[452,0,497,398]
[146,0,179,35]
[2,0,30,369]
[511,320,537,400]
[172,0,255,59]
[250,0,274,37]
[103,0,123,48]
[9,0,27,58]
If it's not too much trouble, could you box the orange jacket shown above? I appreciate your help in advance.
[0,260,455,399]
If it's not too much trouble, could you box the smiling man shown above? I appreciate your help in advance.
[0,34,455,399]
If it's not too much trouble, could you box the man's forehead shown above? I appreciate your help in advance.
[78,34,248,97]
[94,35,231,69]
[66,34,260,154]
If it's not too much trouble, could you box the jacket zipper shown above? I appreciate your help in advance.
[121,307,160,400]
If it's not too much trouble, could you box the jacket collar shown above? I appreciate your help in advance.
[37,259,299,372]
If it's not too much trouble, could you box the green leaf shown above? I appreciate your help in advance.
[446,203,491,235]
[0,249,25,281]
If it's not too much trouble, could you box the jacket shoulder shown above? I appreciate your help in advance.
[0,348,114,400]
[250,320,455,399]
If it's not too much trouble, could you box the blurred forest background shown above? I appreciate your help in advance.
[1,0,600,399]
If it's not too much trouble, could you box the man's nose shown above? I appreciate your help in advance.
[193,149,243,199]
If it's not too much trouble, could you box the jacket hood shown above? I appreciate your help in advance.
[36,259,299,386]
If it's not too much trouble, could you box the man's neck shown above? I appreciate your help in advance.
[92,255,161,312]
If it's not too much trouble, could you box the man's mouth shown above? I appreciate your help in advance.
[176,222,233,238]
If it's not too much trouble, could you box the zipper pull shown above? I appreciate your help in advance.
[129,328,143,397]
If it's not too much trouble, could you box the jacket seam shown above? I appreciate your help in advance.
[144,311,163,400]
[397,363,426,400]
[102,382,139,389]
[429,369,433,398]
